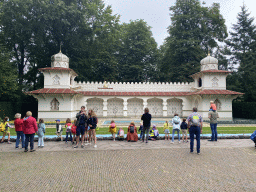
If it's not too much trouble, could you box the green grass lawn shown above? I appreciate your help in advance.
[1,127,256,136]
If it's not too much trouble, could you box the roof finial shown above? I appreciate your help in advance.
[59,42,63,53]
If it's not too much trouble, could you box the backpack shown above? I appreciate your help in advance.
[191,114,200,126]
[130,126,135,133]
[0,122,6,132]
[71,125,76,134]
[110,123,115,128]
[119,130,124,137]
[173,117,180,124]
[250,130,256,141]
[66,124,71,132]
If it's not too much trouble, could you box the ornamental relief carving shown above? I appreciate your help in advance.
[53,75,60,85]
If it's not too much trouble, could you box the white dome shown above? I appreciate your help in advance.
[200,54,218,71]
[51,52,69,68]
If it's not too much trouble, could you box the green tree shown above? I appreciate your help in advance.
[0,47,19,101]
[117,19,159,82]
[160,0,227,82]
[225,4,256,101]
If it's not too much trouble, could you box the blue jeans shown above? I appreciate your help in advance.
[25,134,35,150]
[16,131,25,148]
[210,124,218,141]
[172,129,180,142]
[189,126,200,153]
[65,132,72,142]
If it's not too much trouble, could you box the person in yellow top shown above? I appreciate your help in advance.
[108,120,117,141]
[163,121,170,140]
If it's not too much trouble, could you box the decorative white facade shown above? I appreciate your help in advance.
[27,52,243,121]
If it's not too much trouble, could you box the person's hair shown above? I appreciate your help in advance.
[90,110,97,117]
[66,118,71,123]
[81,106,85,109]
[73,119,77,125]
[14,113,21,119]
[210,101,214,104]
[174,113,178,116]
[144,108,149,113]
[193,107,197,112]
[26,111,32,116]
[130,121,135,126]
[39,119,44,123]
[111,120,114,123]
[3,117,9,123]
[183,118,186,122]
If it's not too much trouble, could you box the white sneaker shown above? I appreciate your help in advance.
[94,145,97,148]
[85,143,89,145]
[171,142,174,144]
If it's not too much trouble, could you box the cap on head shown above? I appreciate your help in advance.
[55,119,60,122]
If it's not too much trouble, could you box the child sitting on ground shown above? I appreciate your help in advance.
[65,118,72,144]
[149,125,159,141]
[138,122,144,140]
[117,127,125,141]
[163,121,170,140]
[250,130,256,148]
[108,120,117,141]
[55,119,63,141]
[209,101,217,111]
[71,120,77,144]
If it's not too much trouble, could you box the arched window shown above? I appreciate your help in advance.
[212,77,219,87]
[51,98,59,110]
[214,99,221,110]
[198,78,202,87]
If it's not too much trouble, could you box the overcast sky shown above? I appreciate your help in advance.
[104,0,256,47]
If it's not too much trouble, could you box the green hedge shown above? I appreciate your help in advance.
[0,97,38,121]
[233,101,256,119]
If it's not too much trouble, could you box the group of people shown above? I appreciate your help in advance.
[2,101,256,153]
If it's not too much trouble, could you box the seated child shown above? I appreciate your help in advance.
[108,120,116,141]
[117,128,125,141]
[149,125,159,141]
[209,101,217,111]
[71,120,77,144]
[250,130,256,148]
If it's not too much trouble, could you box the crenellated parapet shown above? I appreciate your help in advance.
[74,81,193,92]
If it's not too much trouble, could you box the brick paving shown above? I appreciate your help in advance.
[0,139,256,191]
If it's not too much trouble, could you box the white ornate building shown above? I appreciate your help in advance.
[27,51,243,121]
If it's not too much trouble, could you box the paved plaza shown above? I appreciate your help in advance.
[0,139,256,191]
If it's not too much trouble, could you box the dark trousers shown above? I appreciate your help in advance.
[65,132,72,142]
[189,126,200,153]
[16,131,25,148]
[254,139,256,147]
[210,123,218,141]
[142,127,150,141]
[25,133,35,150]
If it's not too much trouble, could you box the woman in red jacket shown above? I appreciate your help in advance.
[14,113,25,149]
[23,111,38,152]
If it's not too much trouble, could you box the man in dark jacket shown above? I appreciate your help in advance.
[74,106,87,148]
[141,107,152,143]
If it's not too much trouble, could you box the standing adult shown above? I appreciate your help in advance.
[23,111,38,152]
[141,108,152,143]
[187,107,203,155]
[14,113,25,149]
[208,109,219,141]
[171,114,181,144]
[87,109,98,148]
[74,106,87,148]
